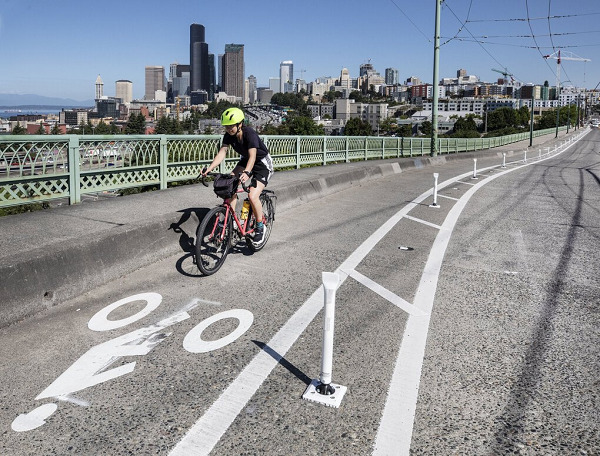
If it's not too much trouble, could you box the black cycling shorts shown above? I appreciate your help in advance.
[236,154,274,186]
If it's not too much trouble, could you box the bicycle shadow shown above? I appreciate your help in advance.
[169,207,256,278]
[169,207,207,278]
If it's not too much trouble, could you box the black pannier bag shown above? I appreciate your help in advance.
[213,174,239,199]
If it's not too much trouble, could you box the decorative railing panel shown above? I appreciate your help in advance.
[0,127,568,208]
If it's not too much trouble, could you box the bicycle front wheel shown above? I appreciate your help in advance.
[195,206,231,275]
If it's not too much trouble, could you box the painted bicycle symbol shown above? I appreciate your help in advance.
[12,292,253,432]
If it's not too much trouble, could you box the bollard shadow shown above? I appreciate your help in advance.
[252,340,312,386]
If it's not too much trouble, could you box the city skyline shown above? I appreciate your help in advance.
[1,0,600,101]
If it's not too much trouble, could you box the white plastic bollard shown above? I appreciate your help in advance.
[429,173,440,208]
[502,152,506,168]
[302,272,347,408]
[539,149,542,159]
[472,158,478,179]
[524,150,527,162]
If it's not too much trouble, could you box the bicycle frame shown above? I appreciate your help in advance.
[214,188,256,240]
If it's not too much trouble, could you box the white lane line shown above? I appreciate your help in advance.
[438,194,460,201]
[455,180,477,186]
[372,132,588,455]
[404,215,442,231]
[343,268,428,317]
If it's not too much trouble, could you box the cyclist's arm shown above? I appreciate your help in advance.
[240,148,257,183]
[203,145,228,175]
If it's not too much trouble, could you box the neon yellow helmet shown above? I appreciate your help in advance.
[220,107,245,126]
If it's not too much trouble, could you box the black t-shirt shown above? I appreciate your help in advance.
[222,126,269,159]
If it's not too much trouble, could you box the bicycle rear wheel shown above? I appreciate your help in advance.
[246,193,275,252]
[195,206,232,275]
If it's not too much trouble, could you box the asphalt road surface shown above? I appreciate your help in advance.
[1,130,598,455]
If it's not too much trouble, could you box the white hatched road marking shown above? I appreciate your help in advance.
[403,214,443,230]
[169,132,586,456]
[343,268,428,317]
[438,193,460,201]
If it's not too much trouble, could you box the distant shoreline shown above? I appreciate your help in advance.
[0,105,93,110]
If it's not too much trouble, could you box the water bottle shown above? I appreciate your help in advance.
[240,200,250,220]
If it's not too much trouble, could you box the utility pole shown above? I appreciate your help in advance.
[529,96,535,147]
[543,50,590,138]
[431,0,442,157]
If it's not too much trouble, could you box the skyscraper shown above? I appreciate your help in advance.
[385,68,399,85]
[280,60,293,93]
[223,44,244,100]
[190,24,209,95]
[145,66,165,100]
[247,75,257,103]
[115,80,133,104]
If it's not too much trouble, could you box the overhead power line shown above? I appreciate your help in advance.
[466,12,600,22]
[388,0,431,42]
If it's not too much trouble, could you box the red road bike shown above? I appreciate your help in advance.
[195,172,276,275]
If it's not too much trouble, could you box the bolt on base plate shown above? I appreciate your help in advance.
[302,379,347,408]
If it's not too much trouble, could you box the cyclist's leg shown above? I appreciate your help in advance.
[248,180,265,223]
[249,155,273,223]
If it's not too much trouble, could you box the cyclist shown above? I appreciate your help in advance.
[201,107,273,245]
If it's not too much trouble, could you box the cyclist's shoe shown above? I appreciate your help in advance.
[253,224,265,245]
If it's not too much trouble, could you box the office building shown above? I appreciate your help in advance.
[385,68,399,85]
[247,75,257,104]
[115,80,133,104]
[190,24,210,95]
[337,68,351,90]
[96,98,119,118]
[208,53,216,100]
[168,64,190,101]
[269,77,280,94]
[280,60,293,93]
[223,43,244,100]
[145,66,165,100]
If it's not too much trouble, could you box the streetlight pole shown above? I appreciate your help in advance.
[431,0,442,157]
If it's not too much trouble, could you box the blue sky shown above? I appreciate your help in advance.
[1,0,599,101]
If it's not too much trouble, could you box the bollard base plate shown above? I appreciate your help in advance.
[302,379,347,408]
[428,203,440,208]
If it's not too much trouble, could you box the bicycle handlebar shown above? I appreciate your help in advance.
[197,170,254,193]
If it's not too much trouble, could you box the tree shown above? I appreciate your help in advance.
[11,124,27,135]
[451,114,479,137]
[154,116,171,134]
[344,117,372,136]
[379,117,398,136]
[283,115,324,135]
[398,124,413,137]
[124,113,146,134]
[35,124,45,135]
[94,120,112,135]
[419,121,432,137]
[51,124,61,135]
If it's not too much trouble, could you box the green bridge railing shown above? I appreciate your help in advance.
[0,127,567,208]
